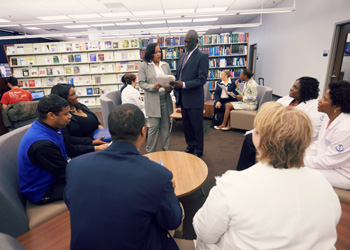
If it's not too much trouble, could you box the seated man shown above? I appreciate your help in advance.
[64,104,183,250]
[1,76,33,109]
[18,95,107,205]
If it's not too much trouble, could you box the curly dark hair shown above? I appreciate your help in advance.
[243,69,254,79]
[143,43,162,62]
[329,81,350,114]
[297,76,319,103]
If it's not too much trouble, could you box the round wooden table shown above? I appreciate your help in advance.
[144,151,208,198]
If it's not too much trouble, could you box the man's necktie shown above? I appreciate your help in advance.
[179,52,189,81]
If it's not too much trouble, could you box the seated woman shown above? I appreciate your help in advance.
[212,70,238,125]
[193,102,341,250]
[121,73,146,116]
[237,76,323,171]
[214,69,258,130]
[51,84,106,146]
[305,80,350,189]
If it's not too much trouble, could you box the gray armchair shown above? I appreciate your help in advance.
[100,90,122,128]
[230,85,273,130]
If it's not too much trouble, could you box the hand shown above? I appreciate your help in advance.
[235,79,240,88]
[215,102,222,109]
[92,136,108,145]
[172,179,176,189]
[153,83,162,90]
[170,80,183,89]
[164,85,173,92]
[98,125,104,129]
[94,143,109,151]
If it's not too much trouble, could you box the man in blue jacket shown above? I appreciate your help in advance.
[64,104,183,250]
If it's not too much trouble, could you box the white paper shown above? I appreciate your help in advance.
[157,75,175,87]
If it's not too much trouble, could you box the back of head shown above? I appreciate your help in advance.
[254,101,313,169]
[187,29,199,46]
[123,73,136,85]
[38,94,69,121]
[7,76,18,86]
[297,76,319,102]
[108,104,145,143]
[328,80,350,114]
[243,69,254,79]
[51,84,73,100]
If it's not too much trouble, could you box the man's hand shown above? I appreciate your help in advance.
[94,143,109,151]
[153,83,162,90]
[170,80,183,89]
[92,136,107,145]
[164,85,174,92]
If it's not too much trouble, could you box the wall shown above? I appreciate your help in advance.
[237,0,350,97]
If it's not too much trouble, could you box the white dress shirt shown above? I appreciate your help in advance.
[121,85,146,116]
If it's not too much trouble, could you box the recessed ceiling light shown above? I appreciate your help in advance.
[68,14,101,19]
[37,16,71,20]
[167,19,192,23]
[0,19,10,23]
[196,7,227,13]
[63,25,91,28]
[23,22,73,26]
[115,22,140,26]
[193,18,218,22]
[165,9,194,14]
[66,36,77,39]
[132,11,163,16]
[25,27,41,30]
[141,21,166,25]
[90,23,115,27]
[0,24,20,27]
[101,12,132,17]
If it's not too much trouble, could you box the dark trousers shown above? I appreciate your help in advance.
[37,178,66,205]
[214,98,232,115]
[236,133,257,171]
[182,107,204,154]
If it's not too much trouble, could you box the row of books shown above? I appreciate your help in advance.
[161,48,186,59]
[208,68,244,79]
[199,44,247,56]
[6,39,140,55]
[10,51,141,67]
[209,57,246,68]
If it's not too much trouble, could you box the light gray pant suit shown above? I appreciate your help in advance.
[138,61,174,153]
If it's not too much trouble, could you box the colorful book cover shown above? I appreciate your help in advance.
[113,42,118,49]
[86,88,93,95]
[122,40,130,48]
[66,43,73,51]
[19,58,26,66]
[30,68,38,76]
[105,41,112,49]
[39,68,46,75]
[18,81,23,87]
[55,68,61,75]
[74,54,81,62]
[79,43,85,51]
[27,57,35,65]
[62,55,68,63]
[51,44,58,52]
[73,66,80,74]
[89,54,97,62]
[68,55,74,63]
[130,39,138,47]
[11,58,17,66]
[94,76,101,84]
[93,87,100,94]
[22,69,29,77]
[46,68,53,75]
[46,77,55,86]
[65,67,72,74]
[53,56,60,64]
[57,76,65,83]
[98,54,104,62]
[29,80,36,87]
[67,77,74,85]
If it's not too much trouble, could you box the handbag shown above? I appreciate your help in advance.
[93,128,112,142]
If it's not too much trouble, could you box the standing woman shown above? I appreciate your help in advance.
[215,69,258,130]
[51,84,106,146]
[138,43,173,153]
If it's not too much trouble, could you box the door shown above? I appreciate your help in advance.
[330,22,350,82]
[249,44,257,74]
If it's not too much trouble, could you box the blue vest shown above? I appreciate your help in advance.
[18,121,68,203]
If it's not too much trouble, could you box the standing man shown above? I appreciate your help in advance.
[171,30,209,157]
[1,76,33,109]
[64,104,183,250]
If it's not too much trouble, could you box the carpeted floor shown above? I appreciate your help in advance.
[96,110,246,240]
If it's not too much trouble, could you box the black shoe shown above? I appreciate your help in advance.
[183,148,194,154]
[194,152,203,157]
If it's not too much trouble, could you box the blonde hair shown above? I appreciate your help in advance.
[222,70,231,78]
[254,101,313,169]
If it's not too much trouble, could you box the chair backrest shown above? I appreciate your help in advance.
[0,233,26,250]
[0,124,31,237]
[100,90,121,128]
[257,85,273,108]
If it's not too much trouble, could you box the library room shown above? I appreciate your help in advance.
[0,0,349,249]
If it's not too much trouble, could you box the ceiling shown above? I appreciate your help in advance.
[0,0,294,41]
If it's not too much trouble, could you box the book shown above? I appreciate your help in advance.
[93,87,100,94]
[62,55,68,63]
[156,75,175,87]
[98,54,104,62]
[6,46,15,54]
[74,54,81,62]
[18,81,23,87]
[80,54,88,62]
[30,68,38,76]
[94,76,101,84]
[51,44,58,52]
[86,88,93,95]
[53,56,60,64]
[73,66,80,74]
[19,58,26,66]
[99,41,105,50]
[33,44,40,53]
[105,41,112,49]
[122,40,130,48]
[28,57,35,65]
[17,46,24,54]
[22,69,29,77]
[65,66,72,74]
[66,43,73,51]
[127,63,135,71]
[39,68,46,75]
[130,39,138,47]
[100,65,105,72]
[46,68,53,75]
[79,43,85,50]
[57,76,65,83]
[46,77,55,86]
[54,68,62,75]
[113,42,119,48]
[29,80,36,87]
[68,55,74,63]
[89,54,97,62]
[67,77,74,85]
[11,58,18,66]
[90,65,98,73]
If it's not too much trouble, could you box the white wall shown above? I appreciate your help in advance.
[237,0,350,97]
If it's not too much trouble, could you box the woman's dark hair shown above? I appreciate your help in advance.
[51,84,74,100]
[297,76,320,103]
[143,43,162,62]
[329,81,350,114]
[124,73,137,85]
[243,69,254,79]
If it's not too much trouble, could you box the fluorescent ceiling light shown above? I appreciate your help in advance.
[196,7,227,13]
[101,12,132,17]
[66,36,77,39]
[165,9,194,14]
[37,16,71,20]
[115,22,140,26]
[0,24,20,27]
[63,25,91,28]
[167,19,192,23]
[141,21,166,25]
[25,27,41,30]
[239,8,295,14]
[193,18,218,22]
[0,19,10,23]
[102,36,116,39]
[132,11,163,16]
[22,22,73,26]
[68,14,101,19]
[90,23,115,27]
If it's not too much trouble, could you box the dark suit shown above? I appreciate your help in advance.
[175,47,209,154]
[64,141,182,250]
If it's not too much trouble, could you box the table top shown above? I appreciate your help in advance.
[144,151,208,197]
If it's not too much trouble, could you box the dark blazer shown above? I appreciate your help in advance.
[214,80,239,105]
[61,103,100,145]
[64,141,182,250]
[175,48,209,109]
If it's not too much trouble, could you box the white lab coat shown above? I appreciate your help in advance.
[193,162,341,250]
[121,85,146,116]
[305,112,350,182]
[277,96,323,140]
